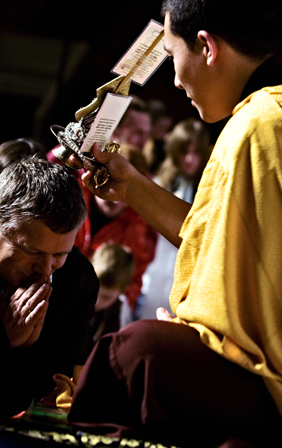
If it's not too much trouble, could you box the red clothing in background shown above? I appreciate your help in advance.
[85,206,157,309]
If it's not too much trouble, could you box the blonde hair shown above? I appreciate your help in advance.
[91,242,135,292]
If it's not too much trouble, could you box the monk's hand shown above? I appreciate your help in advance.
[0,274,52,348]
[156,307,173,322]
[80,144,140,202]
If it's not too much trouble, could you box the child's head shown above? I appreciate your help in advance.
[91,242,135,312]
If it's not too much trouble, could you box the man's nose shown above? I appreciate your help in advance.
[33,254,54,276]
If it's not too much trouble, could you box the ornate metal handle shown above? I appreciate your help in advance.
[50,122,120,188]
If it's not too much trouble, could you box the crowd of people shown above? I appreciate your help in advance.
[0,0,282,447]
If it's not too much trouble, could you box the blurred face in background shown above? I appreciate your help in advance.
[113,110,152,152]
[178,141,203,178]
[95,196,128,219]
[151,116,174,141]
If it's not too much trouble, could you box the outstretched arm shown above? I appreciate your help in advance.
[81,145,191,248]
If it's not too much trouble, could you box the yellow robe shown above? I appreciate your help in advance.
[170,86,282,415]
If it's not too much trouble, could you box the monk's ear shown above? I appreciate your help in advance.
[197,30,218,66]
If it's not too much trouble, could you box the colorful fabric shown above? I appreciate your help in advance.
[41,365,84,409]
[0,401,178,448]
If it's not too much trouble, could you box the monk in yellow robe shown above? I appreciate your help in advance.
[69,0,282,446]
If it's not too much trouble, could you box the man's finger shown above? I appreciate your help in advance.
[11,275,50,304]
[24,300,49,325]
[20,282,50,311]
[23,304,49,347]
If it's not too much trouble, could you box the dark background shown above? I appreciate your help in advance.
[0,0,222,151]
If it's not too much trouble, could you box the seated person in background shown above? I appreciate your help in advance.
[154,117,212,202]
[0,137,46,170]
[0,156,99,420]
[88,242,135,350]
